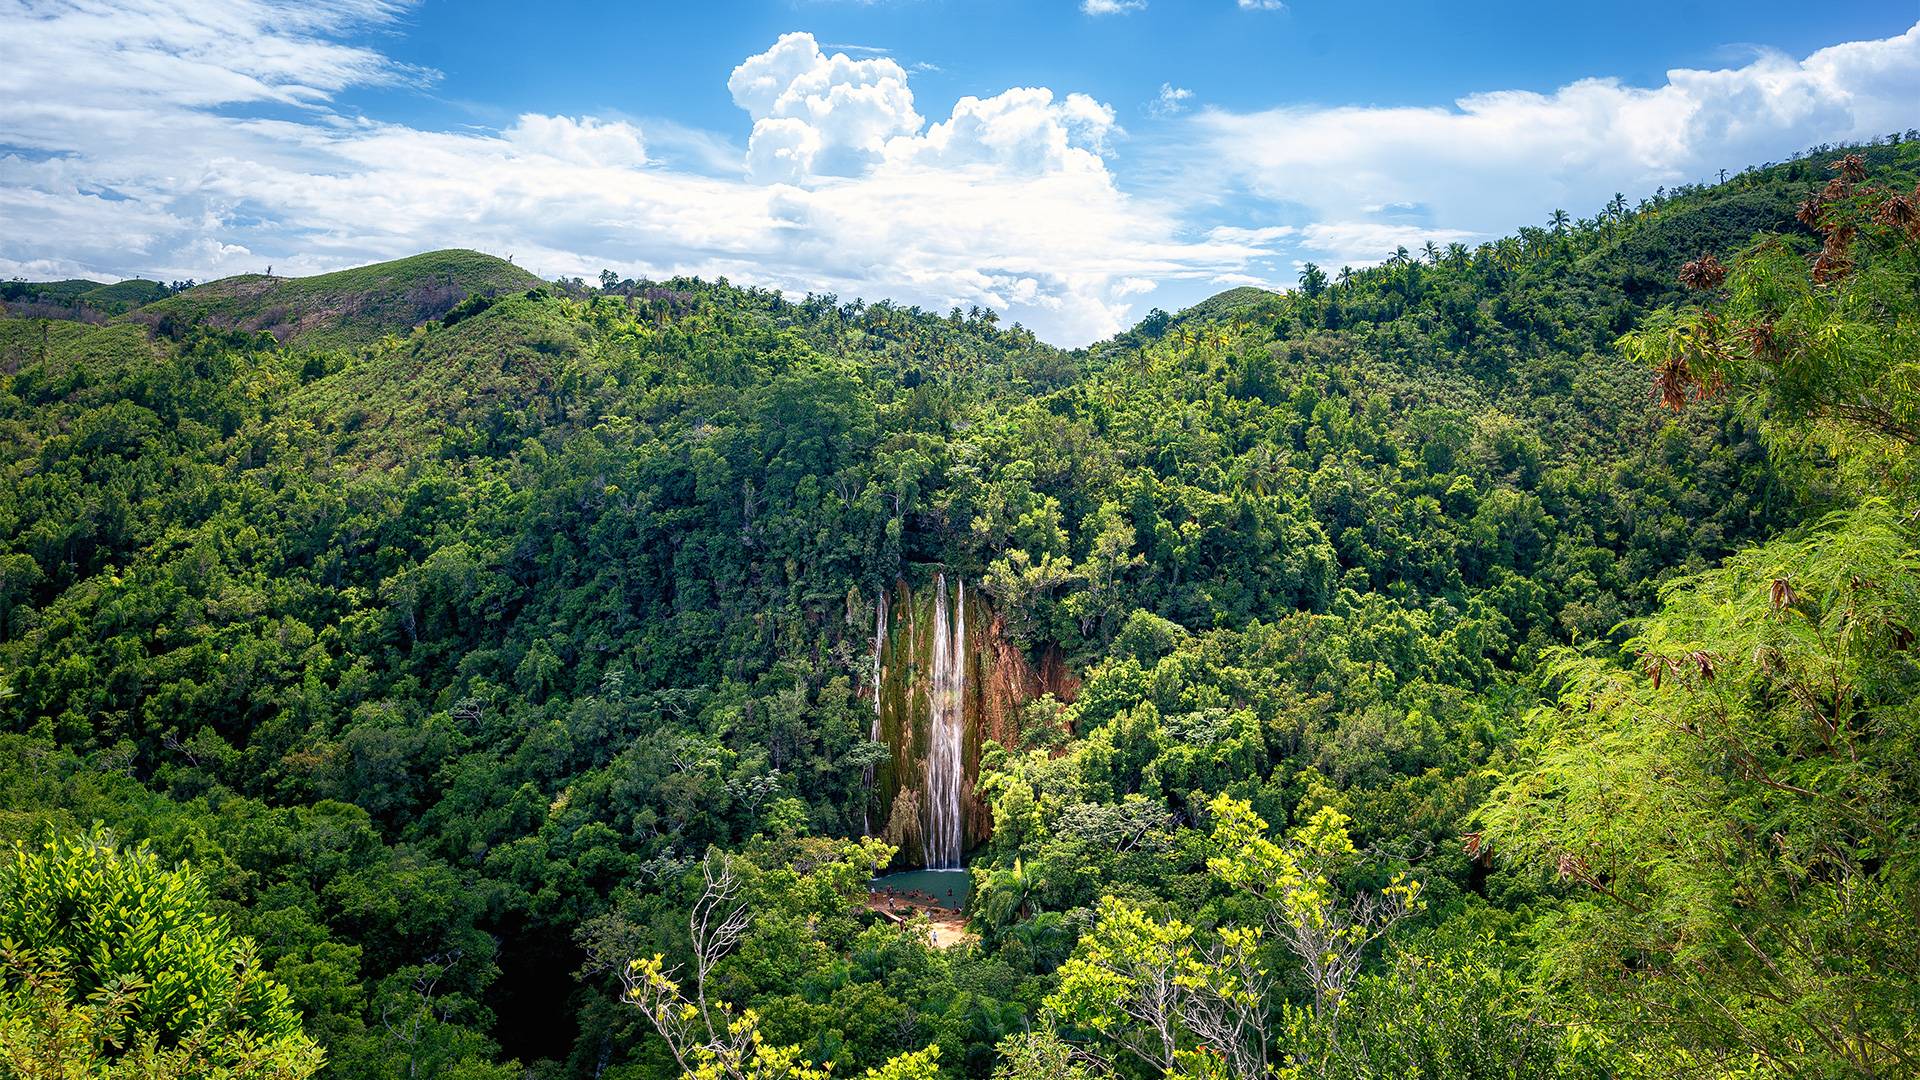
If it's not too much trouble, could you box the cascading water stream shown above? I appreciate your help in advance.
[924,574,966,868]
[864,592,888,836]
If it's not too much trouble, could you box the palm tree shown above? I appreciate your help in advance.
[1548,208,1571,233]
[1297,262,1328,299]
[1243,443,1283,497]
[976,858,1036,928]
[1421,240,1440,265]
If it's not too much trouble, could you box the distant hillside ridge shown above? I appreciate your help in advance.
[129,249,545,351]
[1140,137,1916,350]
[1,277,172,318]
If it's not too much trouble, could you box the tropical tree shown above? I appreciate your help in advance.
[1207,798,1423,1049]
[991,1029,1096,1080]
[1297,263,1328,299]
[1044,897,1274,1080]
[1480,501,1920,1076]
[0,827,323,1079]
[625,847,940,1080]
[1045,799,1421,1076]
[1623,154,1920,482]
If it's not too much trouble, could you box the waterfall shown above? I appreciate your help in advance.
[865,592,887,836]
[872,590,887,740]
[924,573,966,868]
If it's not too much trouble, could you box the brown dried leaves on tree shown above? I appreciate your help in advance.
[1875,187,1920,240]
[1653,153,1912,412]
[1678,254,1728,291]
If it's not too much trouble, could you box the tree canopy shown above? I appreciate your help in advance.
[2,138,1918,1079]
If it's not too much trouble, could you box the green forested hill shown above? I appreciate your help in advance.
[0,276,171,311]
[1,140,1916,1080]
[130,248,547,350]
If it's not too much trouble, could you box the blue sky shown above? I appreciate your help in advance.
[3,0,1918,344]
[363,2,1907,133]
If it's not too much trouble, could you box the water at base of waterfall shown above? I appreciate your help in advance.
[870,868,971,912]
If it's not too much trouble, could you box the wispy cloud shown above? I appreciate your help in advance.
[1148,83,1194,118]
[1082,0,1145,16]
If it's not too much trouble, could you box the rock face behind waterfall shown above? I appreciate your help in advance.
[868,574,1076,868]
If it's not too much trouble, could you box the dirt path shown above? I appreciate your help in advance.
[925,911,973,948]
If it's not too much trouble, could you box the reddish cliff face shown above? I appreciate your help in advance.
[865,575,1075,868]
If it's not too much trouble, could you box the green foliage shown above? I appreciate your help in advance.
[1044,804,1420,1078]
[1,277,172,318]
[619,845,960,1080]
[1624,152,1920,490]
[1315,920,1602,1080]
[0,140,1914,1079]
[0,826,322,1078]
[988,1030,1092,1080]
[1480,501,1920,1075]
[1208,798,1422,1029]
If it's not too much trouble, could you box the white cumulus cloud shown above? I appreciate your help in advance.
[897,87,1116,174]
[729,32,920,182]
[3,3,1919,343]
[1196,23,1920,265]
[0,9,1275,344]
